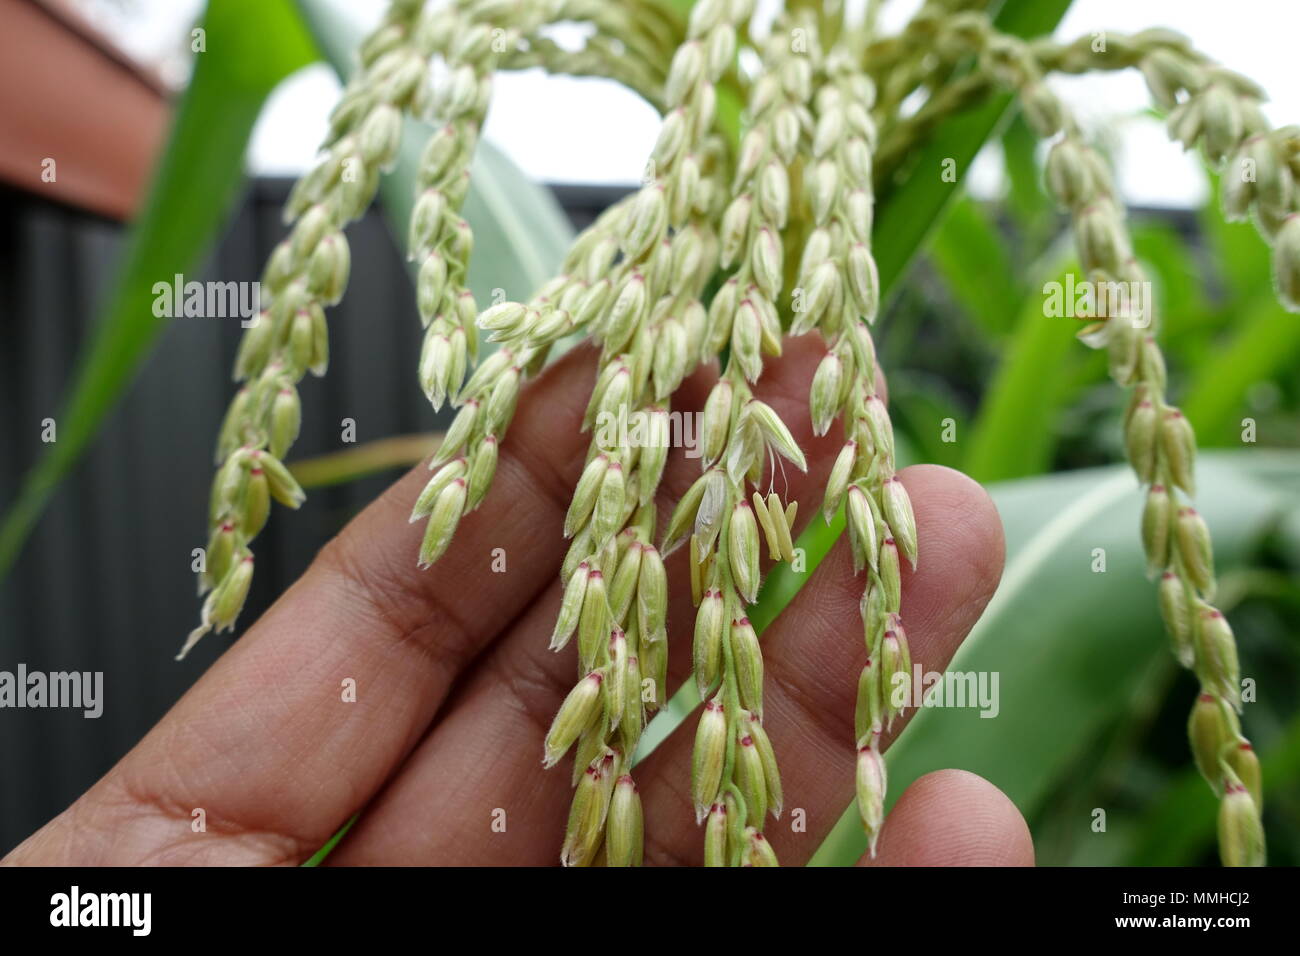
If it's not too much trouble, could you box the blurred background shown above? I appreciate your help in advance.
[1,0,1297,864]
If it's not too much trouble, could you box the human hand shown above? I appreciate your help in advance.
[4,337,1031,866]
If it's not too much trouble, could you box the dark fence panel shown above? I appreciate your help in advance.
[0,178,622,856]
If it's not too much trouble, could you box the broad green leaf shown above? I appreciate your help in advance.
[0,0,317,580]
[1201,174,1272,306]
[1130,221,1211,336]
[1123,705,1300,866]
[874,0,1076,300]
[963,261,1083,482]
[928,197,1023,338]
[460,145,575,302]
[1001,113,1051,242]
[809,450,1297,865]
[1182,294,1300,445]
[887,377,966,469]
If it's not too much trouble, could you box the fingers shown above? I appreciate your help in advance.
[651,341,885,698]
[326,335,841,864]
[2,345,613,865]
[859,769,1034,866]
[636,464,1005,866]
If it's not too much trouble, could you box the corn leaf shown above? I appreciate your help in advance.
[928,197,1023,339]
[1182,294,1300,445]
[0,0,317,579]
[962,262,1084,482]
[809,450,1298,865]
[874,0,1077,299]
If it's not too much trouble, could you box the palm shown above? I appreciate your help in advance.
[4,337,1029,866]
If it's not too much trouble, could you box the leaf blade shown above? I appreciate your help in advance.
[0,0,318,579]
[809,451,1295,865]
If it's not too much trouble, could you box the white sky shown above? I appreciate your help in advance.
[73,0,1300,207]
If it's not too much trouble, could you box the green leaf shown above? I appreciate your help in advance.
[874,0,1077,300]
[887,376,966,469]
[963,261,1084,482]
[928,197,1022,338]
[1123,704,1300,866]
[460,144,575,303]
[1181,294,1300,445]
[1201,174,1273,306]
[1130,221,1210,334]
[301,814,357,867]
[809,450,1296,865]
[0,0,317,579]
[1001,113,1051,241]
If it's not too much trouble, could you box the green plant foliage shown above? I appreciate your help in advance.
[962,261,1086,482]
[0,0,317,578]
[810,451,1300,865]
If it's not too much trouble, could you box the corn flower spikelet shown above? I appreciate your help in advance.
[972,23,1269,866]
